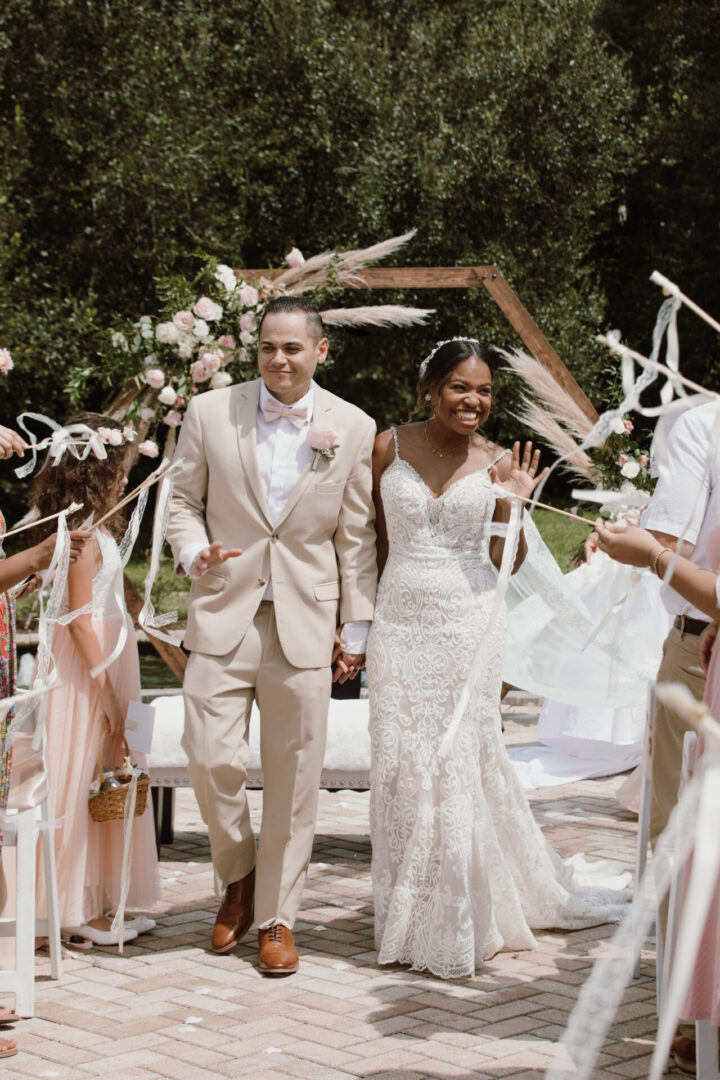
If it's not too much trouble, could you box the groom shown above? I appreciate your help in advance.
[167,296,377,975]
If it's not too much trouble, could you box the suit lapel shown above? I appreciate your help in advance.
[235,380,273,527]
[275,384,336,528]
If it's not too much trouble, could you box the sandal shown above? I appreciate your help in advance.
[0,1036,17,1058]
[0,1007,20,1025]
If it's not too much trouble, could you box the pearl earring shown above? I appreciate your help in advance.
[425,393,431,402]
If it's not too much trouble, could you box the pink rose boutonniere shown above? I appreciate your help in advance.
[308,426,339,472]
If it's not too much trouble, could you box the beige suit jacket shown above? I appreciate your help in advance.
[166,378,377,668]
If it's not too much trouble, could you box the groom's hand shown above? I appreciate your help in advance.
[190,540,243,578]
[332,628,365,683]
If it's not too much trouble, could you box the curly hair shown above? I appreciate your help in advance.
[31,413,129,542]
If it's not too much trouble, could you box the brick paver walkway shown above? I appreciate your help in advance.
[3,701,669,1080]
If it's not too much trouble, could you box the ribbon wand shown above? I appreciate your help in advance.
[90,458,182,532]
[1,502,84,542]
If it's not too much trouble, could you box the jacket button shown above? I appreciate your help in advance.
[258,577,267,586]
[270,533,278,543]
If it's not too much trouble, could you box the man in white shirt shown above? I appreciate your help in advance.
[641,398,720,847]
[167,296,377,975]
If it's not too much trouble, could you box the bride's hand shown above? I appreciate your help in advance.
[489,441,548,501]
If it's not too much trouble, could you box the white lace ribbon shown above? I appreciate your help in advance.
[138,459,184,645]
[438,489,521,756]
[109,757,141,954]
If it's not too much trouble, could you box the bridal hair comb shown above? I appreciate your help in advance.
[418,337,481,381]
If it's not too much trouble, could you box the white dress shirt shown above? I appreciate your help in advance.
[641,399,720,619]
[179,380,369,653]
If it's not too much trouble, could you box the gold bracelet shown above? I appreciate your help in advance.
[651,546,672,577]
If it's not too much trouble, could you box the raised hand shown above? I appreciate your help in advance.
[190,540,243,578]
[490,441,549,501]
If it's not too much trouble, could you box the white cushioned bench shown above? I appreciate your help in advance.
[146,693,371,845]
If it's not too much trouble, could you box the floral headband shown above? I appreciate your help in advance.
[14,414,137,480]
[418,337,481,381]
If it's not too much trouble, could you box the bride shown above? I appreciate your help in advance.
[366,337,629,979]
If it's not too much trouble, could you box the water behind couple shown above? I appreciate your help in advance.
[167,296,629,980]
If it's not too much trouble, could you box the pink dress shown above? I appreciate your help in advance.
[38,530,159,926]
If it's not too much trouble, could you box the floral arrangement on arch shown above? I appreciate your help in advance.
[103,232,432,456]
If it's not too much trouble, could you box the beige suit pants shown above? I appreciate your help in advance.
[650,625,707,848]
[182,601,331,927]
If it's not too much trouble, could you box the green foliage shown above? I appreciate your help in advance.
[7,0,712,520]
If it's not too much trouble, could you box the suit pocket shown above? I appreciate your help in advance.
[194,569,228,593]
[314,580,340,602]
[315,480,344,493]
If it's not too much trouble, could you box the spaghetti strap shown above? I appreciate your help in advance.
[390,427,401,459]
[489,448,511,468]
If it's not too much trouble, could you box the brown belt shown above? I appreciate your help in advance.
[673,614,711,636]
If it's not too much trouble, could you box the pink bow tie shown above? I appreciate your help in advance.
[262,399,309,430]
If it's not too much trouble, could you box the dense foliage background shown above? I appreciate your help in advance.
[1,0,718,521]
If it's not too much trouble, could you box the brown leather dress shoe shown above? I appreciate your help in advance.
[211,869,255,954]
[258,924,299,975]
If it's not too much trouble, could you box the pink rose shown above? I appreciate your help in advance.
[638,454,649,467]
[618,453,629,466]
[177,341,193,360]
[164,410,183,427]
[173,310,195,333]
[624,419,634,434]
[239,312,257,332]
[145,368,165,389]
[190,359,211,383]
[193,296,223,321]
[216,334,236,351]
[0,348,13,374]
[285,247,305,268]
[308,427,338,452]
[138,439,159,458]
[239,284,259,308]
[199,348,222,373]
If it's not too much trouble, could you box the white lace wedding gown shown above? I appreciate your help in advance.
[366,432,629,979]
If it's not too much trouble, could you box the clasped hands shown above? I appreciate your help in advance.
[332,627,365,684]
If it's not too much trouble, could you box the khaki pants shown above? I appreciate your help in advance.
[650,625,707,847]
[182,602,331,928]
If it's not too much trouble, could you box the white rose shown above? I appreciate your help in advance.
[215,264,237,294]
[143,353,158,367]
[145,368,165,389]
[158,385,178,406]
[177,340,193,360]
[139,407,156,422]
[211,371,232,389]
[193,296,223,322]
[0,348,13,374]
[239,311,257,332]
[111,331,129,352]
[611,417,627,435]
[192,318,209,340]
[107,429,123,446]
[156,321,180,344]
[621,460,641,479]
[240,329,254,346]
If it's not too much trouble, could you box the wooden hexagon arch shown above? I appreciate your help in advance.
[126,264,598,684]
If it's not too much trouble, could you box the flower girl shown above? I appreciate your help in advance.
[32,413,159,947]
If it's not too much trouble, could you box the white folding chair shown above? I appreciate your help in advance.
[0,796,63,1016]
